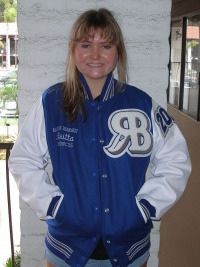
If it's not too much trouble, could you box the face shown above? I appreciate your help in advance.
[74,29,118,89]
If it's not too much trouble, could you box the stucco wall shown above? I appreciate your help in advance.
[17,0,171,266]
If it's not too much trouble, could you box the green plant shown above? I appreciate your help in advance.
[186,40,198,49]
[4,257,12,267]
[0,0,17,22]
[0,150,6,160]
[4,251,21,267]
[0,40,4,48]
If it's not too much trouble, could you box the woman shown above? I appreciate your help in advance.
[9,8,191,267]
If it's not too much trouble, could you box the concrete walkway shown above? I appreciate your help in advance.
[0,160,20,266]
[159,105,200,267]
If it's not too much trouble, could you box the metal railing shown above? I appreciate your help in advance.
[0,142,15,267]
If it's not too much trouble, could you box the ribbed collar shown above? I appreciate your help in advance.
[79,72,115,103]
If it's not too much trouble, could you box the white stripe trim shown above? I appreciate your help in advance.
[128,238,149,260]
[126,234,150,256]
[135,197,148,223]
[82,86,89,99]
[103,76,114,102]
[47,231,73,258]
[48,231,73,253]
[139,202,150,219]
[46,234,72,259]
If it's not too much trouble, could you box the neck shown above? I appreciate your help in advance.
[79,72,114,102]
[84,77,107,99]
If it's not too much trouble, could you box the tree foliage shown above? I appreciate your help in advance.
[0,2,5,22]
[0,0,17,22]
[0,40,4,47]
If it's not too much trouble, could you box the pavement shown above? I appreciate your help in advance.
[0,160,20,266]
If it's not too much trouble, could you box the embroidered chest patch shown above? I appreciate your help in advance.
[52,126,78,148]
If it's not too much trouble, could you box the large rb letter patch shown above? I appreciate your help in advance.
[103,109,153,158]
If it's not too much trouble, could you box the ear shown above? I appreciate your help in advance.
[68,42,71,48]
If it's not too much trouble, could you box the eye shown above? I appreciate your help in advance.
[81,44,90,48]
[103,44,111,49]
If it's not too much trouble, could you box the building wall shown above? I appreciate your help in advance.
[17,0,172,266]
[0,23,18,68]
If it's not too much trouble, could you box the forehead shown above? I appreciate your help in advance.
[76,27,113,43]
[85,33,109,43]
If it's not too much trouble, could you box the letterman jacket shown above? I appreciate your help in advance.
[9,72,191,267]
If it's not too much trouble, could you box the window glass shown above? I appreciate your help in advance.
[169,20,183,107]
[183,15,200,119]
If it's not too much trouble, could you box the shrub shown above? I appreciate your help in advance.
[4,251,21,267]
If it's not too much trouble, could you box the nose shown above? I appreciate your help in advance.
[91,46,101,60]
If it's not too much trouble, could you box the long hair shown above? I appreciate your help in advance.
[62,8,127,123]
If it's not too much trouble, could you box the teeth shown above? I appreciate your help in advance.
[88,64,102,67]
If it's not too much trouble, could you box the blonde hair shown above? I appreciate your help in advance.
[62,8,127,123]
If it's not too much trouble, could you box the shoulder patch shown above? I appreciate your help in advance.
[154,106,174,137]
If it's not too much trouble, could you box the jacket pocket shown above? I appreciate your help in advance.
[135,197,149,223]
[54,195,66,223]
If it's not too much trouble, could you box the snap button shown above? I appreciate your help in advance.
[106,240,111,243]
[99,139,104,144]
[91,102,96,107]
[102,174,107,178]
[90,137,95,142]
[105,208,110,213]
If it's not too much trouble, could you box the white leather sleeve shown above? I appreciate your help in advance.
[8,97,63,220]
[136,101,191,220]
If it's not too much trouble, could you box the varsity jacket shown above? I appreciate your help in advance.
[9,72,191,267]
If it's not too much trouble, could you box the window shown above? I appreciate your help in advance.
[169,20,183,108]
[168,14,200,121]
[183,15,200,119]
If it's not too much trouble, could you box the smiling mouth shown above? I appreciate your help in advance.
[88,63,103,67]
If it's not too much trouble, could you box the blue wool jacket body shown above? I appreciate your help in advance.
[43,73,154,266]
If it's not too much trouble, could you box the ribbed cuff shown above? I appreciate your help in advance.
[139,199,156,219]
[47,195,61,217]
